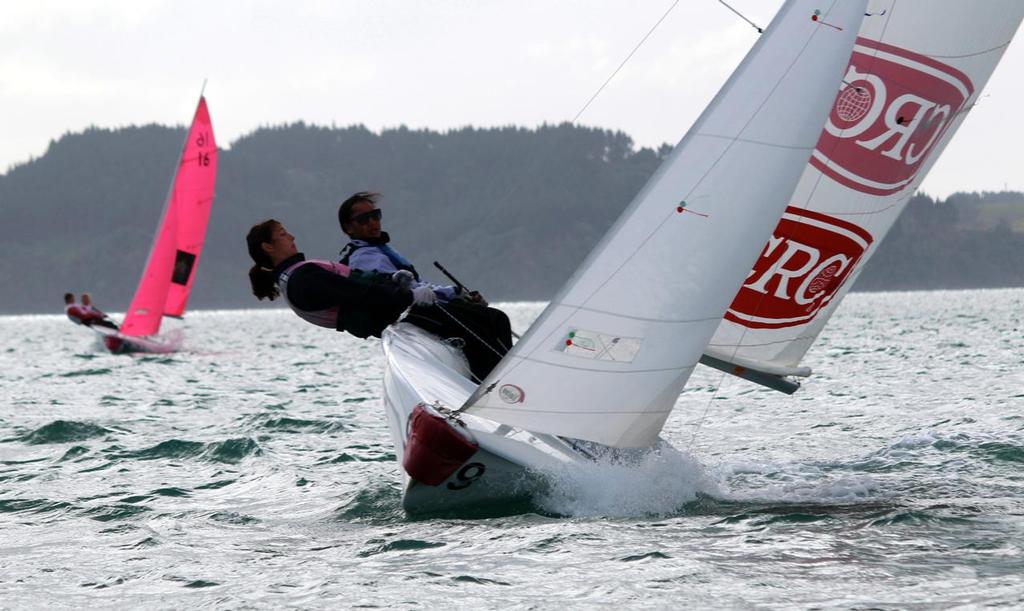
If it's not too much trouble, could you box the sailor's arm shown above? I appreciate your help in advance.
[287,264,413,311]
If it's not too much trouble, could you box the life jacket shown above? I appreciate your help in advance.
[80,305,108,322]
[278,259,399,338]
[339,234,420,281]
[278,259,352,329]
[65,304,88,324]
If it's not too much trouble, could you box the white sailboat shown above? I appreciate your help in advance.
[382,0,1022,515]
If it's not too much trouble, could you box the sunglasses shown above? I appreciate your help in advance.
[349,208,382,225]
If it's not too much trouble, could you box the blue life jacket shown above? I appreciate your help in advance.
[339,232,420,281]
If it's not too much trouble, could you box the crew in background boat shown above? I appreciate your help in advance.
[63,293,87,325]
[63,293,118,329]
[337,191,513,380]
[79,293,119,329]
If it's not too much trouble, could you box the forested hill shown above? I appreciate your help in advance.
[1,122,1022,315]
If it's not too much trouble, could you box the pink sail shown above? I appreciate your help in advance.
[121,97,218,337]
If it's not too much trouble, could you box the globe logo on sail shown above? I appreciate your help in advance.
[834,84,873,124]
[810,37,974,195]
[724,207,873,329]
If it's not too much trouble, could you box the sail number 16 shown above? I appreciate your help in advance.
[196,131,212,167]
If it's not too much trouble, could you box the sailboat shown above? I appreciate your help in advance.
[94,95,218,354]
[382,0,1023,515]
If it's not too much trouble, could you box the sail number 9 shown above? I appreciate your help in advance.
[446,462,486,490]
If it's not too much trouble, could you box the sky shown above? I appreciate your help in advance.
[2,0,1021,198]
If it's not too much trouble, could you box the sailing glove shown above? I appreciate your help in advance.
[411,285,437,306]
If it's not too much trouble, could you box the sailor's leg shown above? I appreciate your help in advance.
[404,304,503,381]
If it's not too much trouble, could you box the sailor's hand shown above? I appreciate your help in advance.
[411,285,437,306]
[463,289,487,306]
[391,270,415,290]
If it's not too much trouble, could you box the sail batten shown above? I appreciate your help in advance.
[464,0,868,448]
[508,357,690,376]
[560,305,726,324]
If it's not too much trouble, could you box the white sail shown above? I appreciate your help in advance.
[705,0,1024,378]
[463,0,867,447]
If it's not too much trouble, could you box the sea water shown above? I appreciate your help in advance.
[1,290,1022,608]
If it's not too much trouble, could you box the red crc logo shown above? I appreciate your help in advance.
[725,207,873,329]
[811,37,974,195]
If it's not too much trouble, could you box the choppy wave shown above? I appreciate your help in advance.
[2,292,1023,606]
[18,420,111,444]
[113,438,262,464]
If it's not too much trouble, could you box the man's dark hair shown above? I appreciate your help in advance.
[63,293,74,304]
[338,191,380,232]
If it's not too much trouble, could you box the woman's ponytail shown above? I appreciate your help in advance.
[246,219,282,301]
[248,264,279,301]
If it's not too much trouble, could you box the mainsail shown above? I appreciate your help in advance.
[705,0,1024,379]
[463,1,867,447]
[121,97,218,337]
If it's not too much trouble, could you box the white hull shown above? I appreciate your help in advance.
[91,326,183,354]
[382,323,599,515]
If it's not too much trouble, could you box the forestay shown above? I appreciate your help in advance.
[705,0,1024,378]
[121,97,218,337]
[463,1,866,448]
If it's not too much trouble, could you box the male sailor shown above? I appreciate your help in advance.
[336,191,512,380]
[64,293,119,329]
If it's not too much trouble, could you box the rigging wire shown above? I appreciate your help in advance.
[687,367,730,447]
[435,302,509,359]
[417,1,687,306]
[431,302,510,389]
[570,0,682,124]
[717,0,764,34]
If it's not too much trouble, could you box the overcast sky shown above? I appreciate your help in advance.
[2,1,1021,198]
